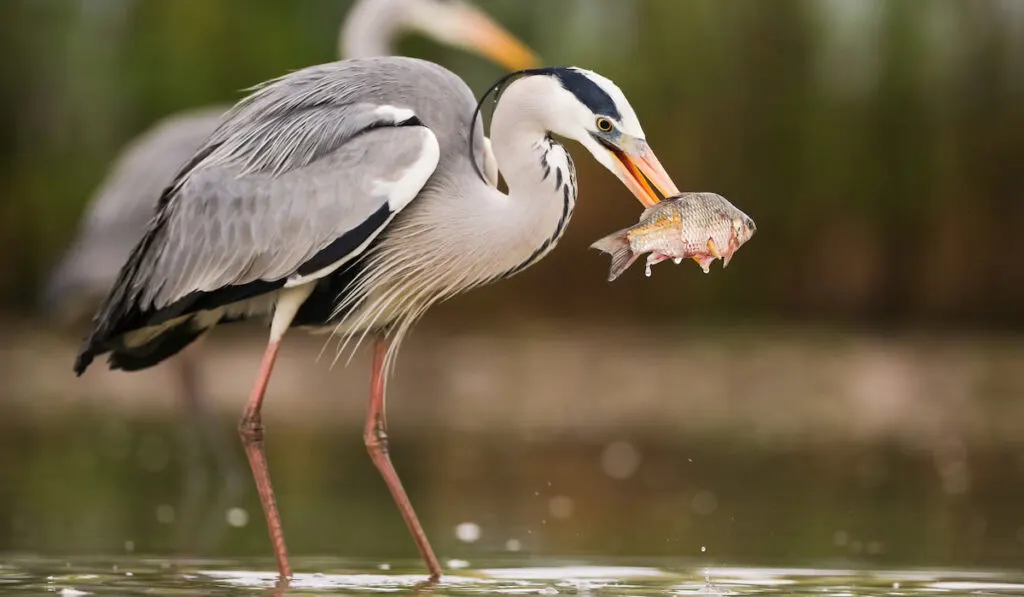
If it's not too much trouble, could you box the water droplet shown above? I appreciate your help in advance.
[226,507,249,528]
[155,504,175,524]
[505,538,522,552]
[123,540,134,553]
[893,582,901,589]
[455,522,481,543]
[644,262,652,277]
[125,572,133,577]
[378,563,391,571]
[673,258,682,264]
[446,559,470,569]
[548,496,574,520]
[601,441,641,480]
[700,545,706,553]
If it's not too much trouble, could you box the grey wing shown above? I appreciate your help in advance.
[145,118,439,310]
[79,96,438,359]
[41,106,227,320]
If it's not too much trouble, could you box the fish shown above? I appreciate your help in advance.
[591,192,756,282]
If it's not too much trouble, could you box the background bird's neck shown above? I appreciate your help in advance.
[339,0,400,59]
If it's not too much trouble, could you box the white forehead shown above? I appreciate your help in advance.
[570,68,645,137]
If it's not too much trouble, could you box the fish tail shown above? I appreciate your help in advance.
[590,229,639,282]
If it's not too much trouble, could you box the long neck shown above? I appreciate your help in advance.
[482,85,578,277]
[338,0,401,59]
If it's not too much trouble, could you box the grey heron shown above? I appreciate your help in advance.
[43,0,537,519]
[73,57,680,579]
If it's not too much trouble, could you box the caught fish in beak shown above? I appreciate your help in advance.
[591,192,756,281]
[602,138,680,207]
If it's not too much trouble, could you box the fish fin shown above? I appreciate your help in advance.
[590,229,639,282]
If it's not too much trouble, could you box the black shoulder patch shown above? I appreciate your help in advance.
[296,201,391,277]
[541,67,621,121]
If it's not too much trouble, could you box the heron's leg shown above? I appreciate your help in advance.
[365,335,443,580]
[237,285,313,579]
[239,337,291,578]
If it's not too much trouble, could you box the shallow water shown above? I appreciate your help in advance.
[3,557,1024,596]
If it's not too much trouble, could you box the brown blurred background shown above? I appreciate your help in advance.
[0,0,1022,573]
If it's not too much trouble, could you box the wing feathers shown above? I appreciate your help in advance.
[77,96,440,373]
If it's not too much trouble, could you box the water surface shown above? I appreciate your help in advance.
[3,557,1024,596]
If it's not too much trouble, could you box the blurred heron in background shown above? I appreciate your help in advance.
[43,0,538,520]
[72,54,680,578]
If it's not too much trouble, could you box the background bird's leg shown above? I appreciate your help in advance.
[239,337,291,578]
[172,337,248,553]
[365,335,443,580]
[173,341,211,552]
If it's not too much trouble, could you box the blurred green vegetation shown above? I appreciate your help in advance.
[0,0,1021,328]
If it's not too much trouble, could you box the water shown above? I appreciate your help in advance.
[3,557,1024,596]
[5,331,1024,594]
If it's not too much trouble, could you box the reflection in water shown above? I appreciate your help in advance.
[2,413,1024,570]
[4,557,1024,596]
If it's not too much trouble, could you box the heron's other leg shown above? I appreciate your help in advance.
[365,335,442,580]
[237,285,312,579]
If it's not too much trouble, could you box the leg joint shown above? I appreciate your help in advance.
[363,419,388,454]
[238,414,264,443]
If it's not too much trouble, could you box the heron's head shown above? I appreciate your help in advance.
[491,67,680,207]
[342,0,539,71]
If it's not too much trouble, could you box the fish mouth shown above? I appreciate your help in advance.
[598,138,680,207]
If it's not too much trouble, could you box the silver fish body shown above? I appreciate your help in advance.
[591,192,756,281]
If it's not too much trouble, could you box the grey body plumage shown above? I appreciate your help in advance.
[74,57,579,373]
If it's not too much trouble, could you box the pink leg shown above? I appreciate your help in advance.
[365,336,443,580]
[238,339,292,579]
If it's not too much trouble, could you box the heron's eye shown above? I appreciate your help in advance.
[596,117,613,132]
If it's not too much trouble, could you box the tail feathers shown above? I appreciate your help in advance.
[75,315,211,375]
[590,229,638,282]
[106,323,205,372]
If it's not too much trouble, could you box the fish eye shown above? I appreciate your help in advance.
[745,217,756,231]
[596,117,614,132]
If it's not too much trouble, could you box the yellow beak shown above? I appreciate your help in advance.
[459,8,540,71]
[608,141,681,207]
